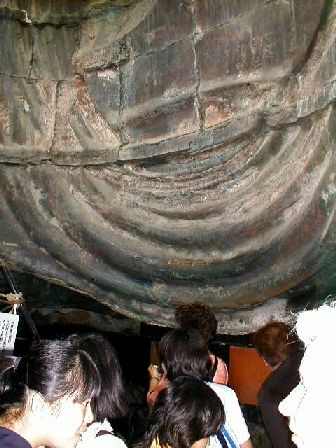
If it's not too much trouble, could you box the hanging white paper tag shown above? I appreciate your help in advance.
[0,312,19,356]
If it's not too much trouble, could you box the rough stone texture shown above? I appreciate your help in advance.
[0,0,335,334]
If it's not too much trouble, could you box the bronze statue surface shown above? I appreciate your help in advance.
[0,0,335,333]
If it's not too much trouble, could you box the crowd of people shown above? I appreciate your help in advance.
[0,300,333,448]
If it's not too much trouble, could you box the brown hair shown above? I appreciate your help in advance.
[252,321,296,367]
[175,303,217,343]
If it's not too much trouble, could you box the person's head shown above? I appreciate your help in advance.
[279,302,336,448]
[140,376,224,448]
[159,328,212,381]
[252,321,296,368]
[175,303,217,343]
[70,333,126,421]
[0,339,100,448]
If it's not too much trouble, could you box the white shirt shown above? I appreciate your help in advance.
[206,382,250,447]
[77,419,127,448]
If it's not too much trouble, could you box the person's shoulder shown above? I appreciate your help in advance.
[77,419,127,448]
[85,419,113,436]
[212,355,228,385]
[0,426,32,448]
[206,382,237,398]
[95,433,128,448]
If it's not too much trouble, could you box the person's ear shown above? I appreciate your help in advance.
[261,356,269,367]
[29,391,48,418]
[161,363,167,374]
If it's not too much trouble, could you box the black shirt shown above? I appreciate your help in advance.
[0,426,32,448]
[258,347,303,448]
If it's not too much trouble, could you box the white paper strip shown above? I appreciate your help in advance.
[0,312,19,356]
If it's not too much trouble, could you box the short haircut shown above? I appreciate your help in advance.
[159,328,213,381]
[139,376,225,448]
[0,339,100,418]
[175,303,217,343]
[252,321,297,367]
[70,333,126,421]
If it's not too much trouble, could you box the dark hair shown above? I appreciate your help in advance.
[252,321,297,367]
[70,333,126,421]
[175,303,217,343]
[159,328,212,381]
[0,339,100,418]
[138,377,224,448]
